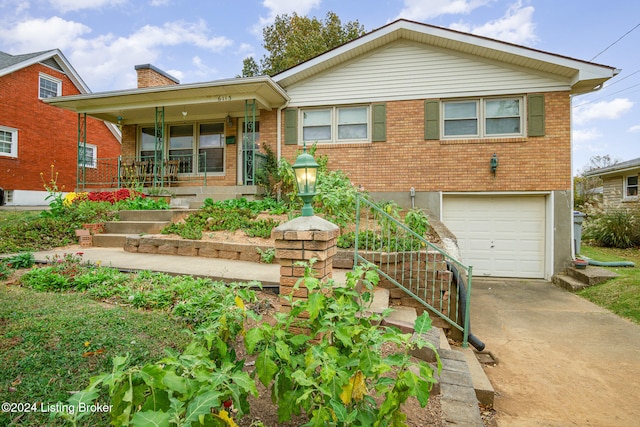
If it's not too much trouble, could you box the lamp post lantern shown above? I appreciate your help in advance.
[292,144,319,217]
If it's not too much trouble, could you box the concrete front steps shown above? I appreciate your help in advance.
[160,185,262,209]
[93,209,194,248]
[368,287,491,425]
[553,265,618,291]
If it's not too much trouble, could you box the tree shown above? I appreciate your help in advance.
[239,56,260,78]
[574,155,621,210]
[242,12,366,77]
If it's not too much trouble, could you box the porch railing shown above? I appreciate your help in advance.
[354,195,474,347]
[77,154,209,190]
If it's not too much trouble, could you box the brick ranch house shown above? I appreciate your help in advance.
[45,19,618,280]
[584,157,640,211]
[0,49,121,205]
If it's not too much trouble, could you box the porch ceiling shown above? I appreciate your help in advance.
[44,76,290,124]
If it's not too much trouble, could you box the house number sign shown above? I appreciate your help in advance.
[217,95,232,102]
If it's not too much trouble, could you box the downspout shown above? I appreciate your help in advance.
[276,101,289,163]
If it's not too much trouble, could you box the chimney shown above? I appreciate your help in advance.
[134,64,180,88]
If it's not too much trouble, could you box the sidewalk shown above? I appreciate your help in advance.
[30,246,348,287]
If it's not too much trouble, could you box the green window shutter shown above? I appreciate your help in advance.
[284,109,298,145]
[528,94,545,137]
[372,103,386,142]
[424,100,440,140]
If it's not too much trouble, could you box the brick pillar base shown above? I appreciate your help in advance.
[272,216,339,333]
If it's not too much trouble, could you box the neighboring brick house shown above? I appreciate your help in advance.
[46,19,618,279]
[0,49,120,206]
[584,157,640,210]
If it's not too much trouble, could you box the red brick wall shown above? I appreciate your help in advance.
[0,63,121,192]
[273,91,571,192]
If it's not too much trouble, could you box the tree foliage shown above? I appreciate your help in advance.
[574,155,621,210]
[242,12,366,77]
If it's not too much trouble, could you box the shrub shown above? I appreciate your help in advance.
[584,208,640,249]
[245,264,440,425]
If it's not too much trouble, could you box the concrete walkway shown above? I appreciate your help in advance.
[470,277,640,427]
[26,247,640,426]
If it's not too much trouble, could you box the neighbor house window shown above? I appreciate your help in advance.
[625,175,638,197]
[78,143,97,168]
[302,106,369,143]
[0,126,18,158]
[443,97,523,138]
[39,73,61,99]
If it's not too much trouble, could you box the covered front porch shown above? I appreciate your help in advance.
[45,75,289,194]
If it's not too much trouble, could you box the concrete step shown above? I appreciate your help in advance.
[553,272,590,292]
[567,265,618,286]
[367,288,390,314]
[118,209,193,222]
[92,233,129,248]
[458,346,496,407]
[105,221,170,234]
[382,305,418,333]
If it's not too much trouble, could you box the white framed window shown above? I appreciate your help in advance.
[625,175,638,197]
[302,106,370,143]
[78,143,97,168]
[139,122,225,175]
[0,126,18,158]
[39,73,62,99]
[443,97,523,138]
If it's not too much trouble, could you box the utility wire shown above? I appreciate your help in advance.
[590,22,640,61]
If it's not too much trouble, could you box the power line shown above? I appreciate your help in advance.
[573,81,640,108]
[590,22,640,61]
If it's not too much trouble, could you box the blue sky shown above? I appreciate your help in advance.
[1,0,638,174]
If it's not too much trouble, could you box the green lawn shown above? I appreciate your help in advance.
[0,283,192,426]
[577,244,640,324]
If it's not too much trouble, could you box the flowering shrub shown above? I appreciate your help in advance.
[63,192,88,207]
[86,189,143,204]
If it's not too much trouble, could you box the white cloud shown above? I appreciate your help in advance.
[150,0,170,5]
[629,125,640,133]
[449,1,537,45]
[190,56,218,80]
[49,0,126,13]
[573,128,602,142]
[0,16,91,51]
[0,16,233,91]
[254,0,321,34]
[395,0,492,21]
[573,98,634,125]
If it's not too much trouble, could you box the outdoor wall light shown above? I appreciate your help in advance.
[490,153,499,175]
[226,115,233,128]
[292,143,319,217]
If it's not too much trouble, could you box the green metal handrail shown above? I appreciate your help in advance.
[354,195,473,347]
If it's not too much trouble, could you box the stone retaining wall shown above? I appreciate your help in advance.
[124,236,274,263]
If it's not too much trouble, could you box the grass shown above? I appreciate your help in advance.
[577,244,640,324]
[0,282,192,426]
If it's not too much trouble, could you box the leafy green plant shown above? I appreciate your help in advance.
[117,195,170,210]
[0,262,10,280]
[256,247,276,264]
[60,282,258,426]
[404,208,430,237]
[315,170,360,232]
[1,252,35,269]
[584,208,640,249]
[245,263,440,426]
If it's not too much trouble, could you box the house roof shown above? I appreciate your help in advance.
[1,49,121,141]
[584,157,640,177]
[273,19,619,95]
[43,75,290,124]
[0,49,90,93]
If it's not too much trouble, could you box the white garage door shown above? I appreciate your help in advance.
[442,196,546,278]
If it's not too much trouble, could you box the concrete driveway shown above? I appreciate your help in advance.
[470,277,640,427]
